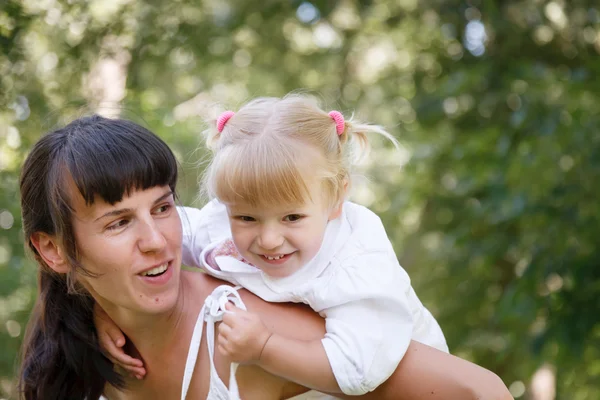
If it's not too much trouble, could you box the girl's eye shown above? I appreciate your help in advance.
[107,219,129,231]
[238,216,256,222]
[284,214,303,222]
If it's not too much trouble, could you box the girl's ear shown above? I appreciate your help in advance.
[328,180,349,221]
[30,232,70,273]
[328,202,344,221]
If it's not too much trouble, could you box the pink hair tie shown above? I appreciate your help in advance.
[216,111,235,133]
[328,111,345,135]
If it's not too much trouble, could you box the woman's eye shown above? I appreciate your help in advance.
[284,214,303,222]
[155,204,172,214]
[107,219,129,231]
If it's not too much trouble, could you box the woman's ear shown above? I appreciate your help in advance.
[30,232,70,273]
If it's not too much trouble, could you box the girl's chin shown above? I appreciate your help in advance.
[259,263,303,279]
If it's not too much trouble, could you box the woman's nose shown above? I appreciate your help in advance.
[138,218,167,253]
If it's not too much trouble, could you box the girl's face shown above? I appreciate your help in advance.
[70,185,183,316]
[226,181,342,278]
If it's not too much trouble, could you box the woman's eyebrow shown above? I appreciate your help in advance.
[94,190,174,222]
[154,190,174,204]
[94,208,131,222]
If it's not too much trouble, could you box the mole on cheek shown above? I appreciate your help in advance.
[155,298,159,303]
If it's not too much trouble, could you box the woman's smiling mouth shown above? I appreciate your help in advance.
[137,261,175,284]
[141,263,169,276]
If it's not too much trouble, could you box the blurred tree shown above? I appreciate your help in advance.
[1,0,599,398]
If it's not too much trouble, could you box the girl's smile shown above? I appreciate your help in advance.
[259,252,295,264]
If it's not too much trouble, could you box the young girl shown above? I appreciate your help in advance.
[98,94,448,396]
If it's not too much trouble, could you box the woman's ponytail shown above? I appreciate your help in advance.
[19,268,123,400]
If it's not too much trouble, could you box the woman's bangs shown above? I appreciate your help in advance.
[64,119,177,205]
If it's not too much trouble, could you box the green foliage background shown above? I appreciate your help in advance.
[1,0,599,398]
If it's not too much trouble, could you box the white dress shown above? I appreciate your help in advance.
[179,200,448,395]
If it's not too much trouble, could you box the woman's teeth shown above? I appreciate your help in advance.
[142,263,168,276]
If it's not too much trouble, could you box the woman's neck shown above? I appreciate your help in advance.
[99,274,201,362]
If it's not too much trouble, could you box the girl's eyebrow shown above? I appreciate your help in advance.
[94,191,173,222]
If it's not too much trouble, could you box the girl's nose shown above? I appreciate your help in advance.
[257,227,284,250]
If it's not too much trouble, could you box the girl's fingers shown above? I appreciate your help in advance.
[218,322,233,338]
[218,344,229,357]
[102,334,144,368]
[107,327,126,348]
[124,366,147,377]
[114,351,145,368]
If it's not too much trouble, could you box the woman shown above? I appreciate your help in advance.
[18,115,512,400]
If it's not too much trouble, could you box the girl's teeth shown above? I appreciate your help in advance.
[266,255,283,260]
[142,263,168,276]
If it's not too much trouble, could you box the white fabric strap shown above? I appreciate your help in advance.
[180,285,246,400]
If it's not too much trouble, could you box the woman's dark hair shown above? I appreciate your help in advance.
[18,115,179,400]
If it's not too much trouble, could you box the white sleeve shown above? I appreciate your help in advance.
[177,200,229,269]
[317,251,414,395]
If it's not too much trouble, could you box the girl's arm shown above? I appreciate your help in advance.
[218,305,339,392]
[238,286,512,400]
[259,332,338,392]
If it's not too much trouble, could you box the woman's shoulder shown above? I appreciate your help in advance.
[182,269,231,295]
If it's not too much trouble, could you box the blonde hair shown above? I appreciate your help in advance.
[202,94,397,210]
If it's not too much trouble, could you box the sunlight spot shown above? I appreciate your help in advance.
[6,320,21,338]
[534,25,554,45]
[0,210,14,229]
[509,381,526,398]
[297,2,320,24]
[464,20,487,56]
[545,2,567,29]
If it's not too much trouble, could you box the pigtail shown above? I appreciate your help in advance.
[205,110,237,151]
[338,117,399,163]
[204,123,223,151]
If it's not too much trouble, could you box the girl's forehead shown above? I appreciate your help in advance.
[226,200,308,212]
[225,196,323,214]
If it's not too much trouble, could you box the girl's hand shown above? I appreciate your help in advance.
[218,303,273,363]
[93,302,146,379]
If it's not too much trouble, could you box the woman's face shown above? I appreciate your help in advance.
[70,185,183,315]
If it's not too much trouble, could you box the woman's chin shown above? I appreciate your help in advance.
[135,264,182,313]
[137,288,180,314]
